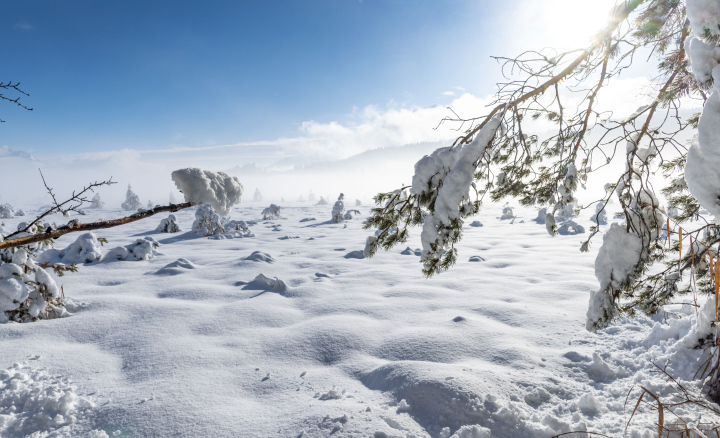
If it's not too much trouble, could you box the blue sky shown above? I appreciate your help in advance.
[2,0,511,155]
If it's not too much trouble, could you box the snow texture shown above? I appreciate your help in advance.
[171,168,244,216]
[120,185,141,211]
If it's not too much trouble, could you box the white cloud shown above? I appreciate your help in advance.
[441,91,456,96]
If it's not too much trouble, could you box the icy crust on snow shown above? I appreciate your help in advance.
[0,362,99,437]
[171,168,243,216]
[588,223,642,330]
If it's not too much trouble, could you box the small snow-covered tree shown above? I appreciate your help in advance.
[156,214,181,233]
[331,194,345,223]
[364,0,720,347]
[121,185,141,211]
[89,193,104,209]
[316,196,328,206]
[253,188,263,202]
[262,204,282,220]
[355,199,362,206]
[146,200,154,210]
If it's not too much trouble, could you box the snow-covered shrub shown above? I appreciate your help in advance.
[89,193,104,209]
[121,185,141,211]
[316,196,328,206]
[262,204,282,220]
[331,194,345,223]
[591,202,607,224]
[355,199,362,206]
[37,233,104,265]
[344,209,360,220]
[500,205,514,220]
[1,251,68,323]
[0,204,14,219]
[156,214,181,233]
[253,188,263,202]
[171,168,243,216]
[101,237,160,262]
[192,204,226,236]
[1,222,55,263]
[15,209,25,216]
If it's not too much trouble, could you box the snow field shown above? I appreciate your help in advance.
[0,203,718,437]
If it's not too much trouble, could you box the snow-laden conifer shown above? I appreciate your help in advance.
[331,194,345,223]
[121,185,141,211]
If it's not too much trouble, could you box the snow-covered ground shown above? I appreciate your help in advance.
[1,203,718,437]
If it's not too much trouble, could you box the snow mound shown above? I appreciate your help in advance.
[468,256,485,262]
[15,210,25,217]
[171,168,243,216]
[101,236,160,262]
[500,206,514,220]
[0,204,15,219]
[300,218,316,222]
[156,214,181,233]
[557,220,585,235]
[245,274,287,292]
[0,363,97,437]
[469,221,483,227]
[155,258,197,276]
[244,251,275,263]
[401,247,422,256]
[344,250,365,259]
[38,232,103,265]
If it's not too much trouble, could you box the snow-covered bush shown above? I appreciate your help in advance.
[355,199,361,206]
[1,222,55,263]
[101,237,160,262]
[1,250,68,323]
[171,168,243,216]
[0,204,14,219]
[253,188,263,202]
[192,204,226,236]
[316,196,328,206]
[37,233,104,265]
[344,209,360,220]
[121,185,141,211]
[500,205,514,220]
[331,194,345,223]
[262,204,282,220]
[591,202,607,225]
[89,193,104,209]
[15,209,25,216]
[156,214,181,233]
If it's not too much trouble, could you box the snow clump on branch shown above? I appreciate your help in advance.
[171,168,243,216]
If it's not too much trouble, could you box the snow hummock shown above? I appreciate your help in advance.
[171,168,244,216]
[100,236,160,262]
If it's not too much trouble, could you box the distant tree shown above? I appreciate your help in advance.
[364,0,720,390]
[121,185,141,211]
[331,194,345,223]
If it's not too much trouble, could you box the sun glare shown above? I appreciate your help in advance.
[526,0,620,49]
